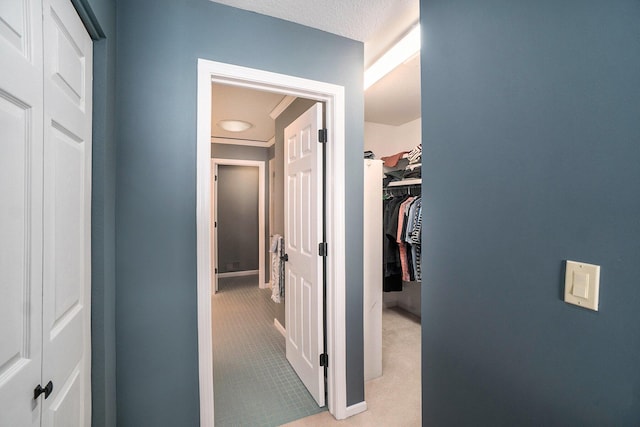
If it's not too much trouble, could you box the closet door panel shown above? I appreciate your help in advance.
[0,0,43,425]
[41,0,92,425]
[0,0,31,57]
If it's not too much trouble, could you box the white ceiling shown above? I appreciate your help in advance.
[211,84,286,143]
[209,0,421,135]
[208,0,416,45]
[365,54,421,125]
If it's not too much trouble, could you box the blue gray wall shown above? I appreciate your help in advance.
[420,0,640,425]
[78,0,117,425]
[211,143,270,162]
[115,0,364,425]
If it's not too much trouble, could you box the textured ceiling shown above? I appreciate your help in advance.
[209,0,421,128]
[209,0,416,44]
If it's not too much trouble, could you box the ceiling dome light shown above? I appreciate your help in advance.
[217,119,253,132]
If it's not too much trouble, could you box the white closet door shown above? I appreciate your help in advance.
[0,0,44,425]
[41,0,92,424]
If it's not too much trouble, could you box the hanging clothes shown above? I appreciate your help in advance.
[408,198,422,281]
[397,196,415,282]
[383,191,423,290]
[383,196,407,291]
[404,197,422,281]
[270,234,285,303]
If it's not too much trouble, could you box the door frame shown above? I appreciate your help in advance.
[196,59,351,424]
[210,158,266,293]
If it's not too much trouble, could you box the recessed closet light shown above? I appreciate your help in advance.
[217,119,253,132]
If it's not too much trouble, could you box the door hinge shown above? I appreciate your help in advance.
[214,221,217,228]
[215,268,218,274]
[318,129,327,144]
[318,242,328,257]
[320,353,328,367]
[215,175,217,181]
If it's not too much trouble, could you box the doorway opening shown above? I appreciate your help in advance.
[361,20,423,424]
[210,106,328,424]
[196,59,354,426]
[211,159,265,293]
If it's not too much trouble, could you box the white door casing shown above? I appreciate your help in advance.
[197,59,354,426]
[269,158,276,242]
[284,103,325,406]
[0,0,44,425]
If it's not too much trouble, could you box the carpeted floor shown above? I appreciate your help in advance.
[283,306,421,427]
[212,275,326,426]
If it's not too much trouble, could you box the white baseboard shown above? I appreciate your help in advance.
[274,318,286,337]
[344,401,367,418]
[382,301,398,309]
[260,282,270,289]
[217,270,258,278]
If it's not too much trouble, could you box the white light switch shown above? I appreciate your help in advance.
[564,260,600,311]
[571,271,589,299]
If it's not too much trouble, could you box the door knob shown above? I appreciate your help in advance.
[33,381,53,400]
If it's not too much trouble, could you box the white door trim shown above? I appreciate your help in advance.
[211,158,265,292]
[196,59,349,425]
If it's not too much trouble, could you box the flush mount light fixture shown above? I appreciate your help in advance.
[364,23,421,90]
[217,119,253,132]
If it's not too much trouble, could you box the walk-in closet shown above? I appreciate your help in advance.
[363,120,423,423]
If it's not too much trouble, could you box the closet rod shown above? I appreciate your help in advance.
[386,178,422,187]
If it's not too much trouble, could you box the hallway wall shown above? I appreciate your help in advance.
[364,118,421,159]
[84,0,117,425]
[217,165,259,273]
[115,1,365,425]
[420,0,640,424]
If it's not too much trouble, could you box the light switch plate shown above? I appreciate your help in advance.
[564,260,600,311]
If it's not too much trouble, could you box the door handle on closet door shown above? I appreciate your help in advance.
[33,381,53,400]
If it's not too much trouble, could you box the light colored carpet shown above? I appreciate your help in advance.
[282,307,421,427]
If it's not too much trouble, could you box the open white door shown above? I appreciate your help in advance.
[42,0,93,424]
[284,103,325,406]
